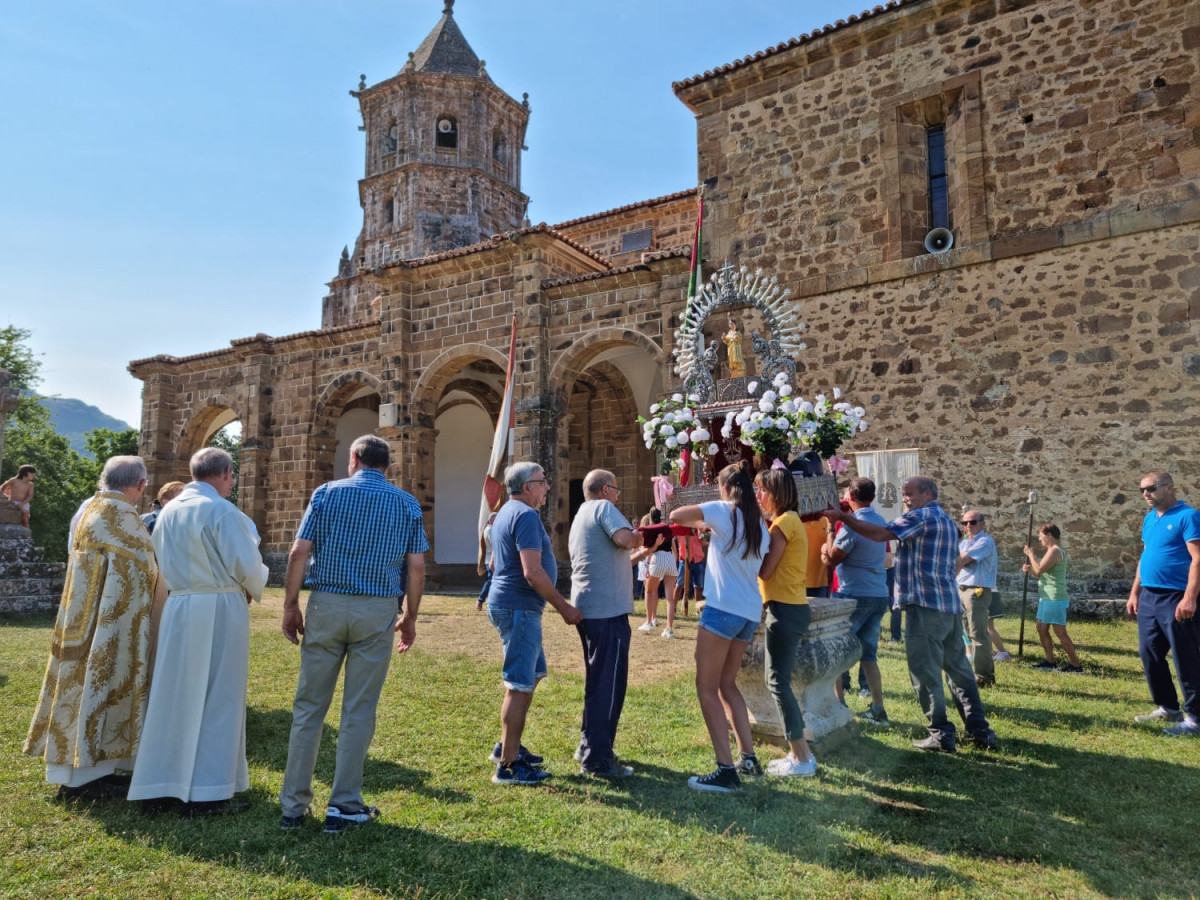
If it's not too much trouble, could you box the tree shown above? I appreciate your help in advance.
[209,424,242,505]
[1,329,141,561]
[2,396,91,559]
[0,324,42,389]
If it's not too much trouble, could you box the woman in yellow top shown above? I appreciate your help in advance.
[754,468,817,777]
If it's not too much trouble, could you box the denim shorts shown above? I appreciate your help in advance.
[699,605,759,642]
[487,606,547,692]
[836,592,890,663]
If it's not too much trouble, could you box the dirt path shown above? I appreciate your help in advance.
[256,590,698,687]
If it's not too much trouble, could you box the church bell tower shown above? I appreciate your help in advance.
[323,1,530,327]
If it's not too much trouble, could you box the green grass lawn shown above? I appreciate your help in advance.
[1,593,1197,899]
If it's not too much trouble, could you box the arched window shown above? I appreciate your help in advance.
[383,196,394,224]
[492,131,507,163]
[435,115,457,149]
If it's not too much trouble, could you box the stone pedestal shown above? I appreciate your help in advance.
[0,516,65,615]
[739,595,862,746]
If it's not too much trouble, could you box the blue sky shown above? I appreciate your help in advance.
[1,0,876,428]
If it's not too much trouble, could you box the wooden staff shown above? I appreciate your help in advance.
[1017,490,1037,657]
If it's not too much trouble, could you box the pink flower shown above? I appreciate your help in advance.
[828,455,850,474]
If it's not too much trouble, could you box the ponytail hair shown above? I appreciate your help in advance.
[718,461,764,560]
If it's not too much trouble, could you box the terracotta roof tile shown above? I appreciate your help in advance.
[552,187,698,229]
[540,245,690,288]
[128,320,379,369]
[375,223,613,271]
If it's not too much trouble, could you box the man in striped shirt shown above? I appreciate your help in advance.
[824,476,997,753]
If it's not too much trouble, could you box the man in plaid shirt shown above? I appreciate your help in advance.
[279,434,429,833]
[824,476,997,753]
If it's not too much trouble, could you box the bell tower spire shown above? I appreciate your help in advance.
[323,2,531,327]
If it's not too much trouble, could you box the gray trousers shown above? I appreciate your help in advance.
[960,586,995,679]
[280,591,397,817]
[905,605,991,742]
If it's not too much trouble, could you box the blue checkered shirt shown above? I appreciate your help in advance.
[298,468,429,597]
[888,502,961,614]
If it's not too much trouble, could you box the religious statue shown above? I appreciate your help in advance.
[723,313,746,379]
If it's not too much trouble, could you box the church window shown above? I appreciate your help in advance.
[493,131,507,163]
[927,127,948,230]
[880,71,985,259]
[435,115,458,149]
[619,228,653,253]
[383,196,394,224]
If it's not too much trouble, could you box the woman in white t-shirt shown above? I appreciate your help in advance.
[670,461,770,793]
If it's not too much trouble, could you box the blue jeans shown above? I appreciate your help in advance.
[1137,586,1200,721]
[764,602,811,741]
[487,607,547,692]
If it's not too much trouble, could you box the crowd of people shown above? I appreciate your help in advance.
[18,443,1200,828]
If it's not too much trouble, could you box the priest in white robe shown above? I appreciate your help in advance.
[24,456,163,799]
[128,447,267,816]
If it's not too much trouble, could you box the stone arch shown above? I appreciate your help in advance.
[547,328,664,547]
[412,342,508,427]
[309,370,384,488]
[547,326,664,406]
[177,394,246,463]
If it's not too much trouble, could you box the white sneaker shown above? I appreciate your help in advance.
[993,650,1013,662]
[637,622,655,633]
[766,753,817,777]
[661,628,674,639]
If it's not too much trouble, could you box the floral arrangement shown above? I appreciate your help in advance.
[639,393,717,475]
[721,374,869,469]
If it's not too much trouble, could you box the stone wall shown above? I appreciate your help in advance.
[672,0,1198,588]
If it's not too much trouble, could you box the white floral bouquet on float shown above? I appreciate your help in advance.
[722,373,869,470]
[639,393,718,475]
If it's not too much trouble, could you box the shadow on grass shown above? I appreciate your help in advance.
[75,792,699,899]
[541,734,1199,897]
[246,706,472,805]
[0,613,57,629]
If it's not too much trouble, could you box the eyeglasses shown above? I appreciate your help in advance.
[1139,483,1169,493]
[526,478,548,486]
[603,483,621,494]
[961,519,980,525]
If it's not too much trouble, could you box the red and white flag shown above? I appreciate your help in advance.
[480,316,517,535]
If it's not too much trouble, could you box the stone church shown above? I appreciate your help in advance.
[130,0,1198,590]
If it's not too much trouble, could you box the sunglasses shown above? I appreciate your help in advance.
[961,519,980,525]
[1139,483,1169,493]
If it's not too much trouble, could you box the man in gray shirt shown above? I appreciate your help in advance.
[569,469,653,777]
[823,477,891,727]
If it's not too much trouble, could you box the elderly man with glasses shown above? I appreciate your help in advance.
[568,469,659,777]
[1127,471,1200,737]
[956,510,998,687]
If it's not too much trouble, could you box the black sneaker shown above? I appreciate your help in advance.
[687,764,741,793]
[734,754,763,777]
[1056,663,1084,673]
[488,742,544,768]
[280,805,312,830]
[492,760,552,786]
[1031,660,1056,670]
[911,735,957,753]
[323,804,380,834]
[581,759,634,778]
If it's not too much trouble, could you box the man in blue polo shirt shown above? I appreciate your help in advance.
[1127,470,1200,737]
[825,476,996,753]
[279,435,429,832]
